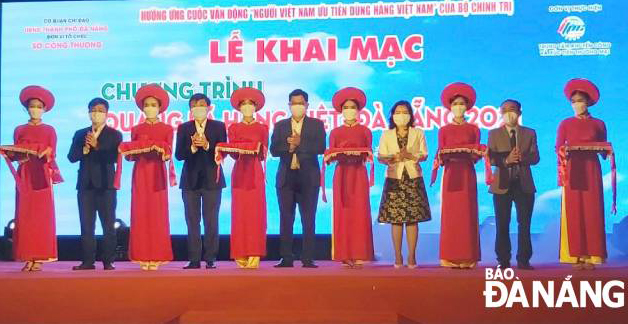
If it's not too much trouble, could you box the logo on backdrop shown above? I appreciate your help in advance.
[557,16,585,41]
[483,267,625,308]
[538,14,611,57]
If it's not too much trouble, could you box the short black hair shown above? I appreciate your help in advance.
[340,99,361,109]
[25,98,44,107]
[388,100,415,129]
[189,93,211,108]
[142,96,162,107]
[570,90,591,104]
[501,99,522,112]
[88,97,109,111]
[289,89,308,103]
[449,95,469,105]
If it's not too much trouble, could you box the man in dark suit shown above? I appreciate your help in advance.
[270,89,326,268]
[176,93,226,269]
[488,99,540,270]
[68,98,122,270]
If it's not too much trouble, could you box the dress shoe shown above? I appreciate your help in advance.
[498,261,511,269]
[205,261,216,269]
[72,263,96,270]
[301,260,318,268]
[103,263,115,270]
[274,258,294,268]
[183,261,201,269]
[517,262,535,270]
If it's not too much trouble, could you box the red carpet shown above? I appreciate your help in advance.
[0,261,626,323]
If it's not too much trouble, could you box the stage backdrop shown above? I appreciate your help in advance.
[1,1,626,245]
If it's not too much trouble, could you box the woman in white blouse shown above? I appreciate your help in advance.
[377,100,431,268]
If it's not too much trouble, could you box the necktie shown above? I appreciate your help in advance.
[510,129,516,148]
[509,129,519,181]
[290,124,300,170]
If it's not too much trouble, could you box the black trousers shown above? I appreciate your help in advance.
[182,188,222,262]
[493,181,535,264]
[78,188,117,265]
[277,169,320,261]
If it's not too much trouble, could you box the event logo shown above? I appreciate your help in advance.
[539,15,610,57]
[557,16,585,41]
[483,267,625,308]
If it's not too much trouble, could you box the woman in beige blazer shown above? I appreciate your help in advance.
[377,100,431,268]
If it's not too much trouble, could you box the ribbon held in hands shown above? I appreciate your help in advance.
[214,141,264,183]
[0,143,62,191]
[118,139,176,187]
[430,144,492,186]
[557,141,617,215]
[321,147,374,203]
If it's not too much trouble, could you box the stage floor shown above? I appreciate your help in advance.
[1,261,627,323]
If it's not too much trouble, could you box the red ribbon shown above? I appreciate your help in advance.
[49,160,64,184]
[430,145,490,186]
[481,145,493,185]
[168,158,177,187]
[262,147,267,184]
[429,152,441,186]
[42,148,63,185]
[557,142,617,215]
[610,151,617,215]
[557,146,568,187]
[113,153,122,190]
[215,155,222,183]
[321,151,373,203]
[368,156,375,187]
[2,155,22,192]
[321,160,327,203]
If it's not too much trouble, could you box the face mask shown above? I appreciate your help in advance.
[143,106,159,119]
[191,106,208,120]
[342,108,358,122]
[90,112,107,124]
[502,111,519,126]
[451,105,466,118]
[290,104,306,119]
[28,107,44,120]
[393,114,410,127]
[240,104,255,117]
[572,102,588,116]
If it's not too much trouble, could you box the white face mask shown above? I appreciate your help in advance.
[502,111,519,126]
[393,113,410,127]
[290,104,306,119]
[240,104,255,117]
[191,106,208,120]
[143,106,159,119]
[90,112,107,124]
[342,108,358,122]
[572,102,588,116]
[451,104,466,118]
[28,107,44,120]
